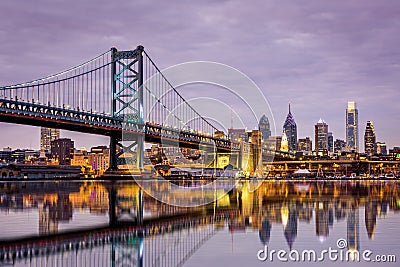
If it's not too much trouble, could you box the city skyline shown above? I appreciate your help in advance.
[0,99,395,153]
[1,1,400,150]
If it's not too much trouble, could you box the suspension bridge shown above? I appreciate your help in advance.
[0,45,236,170]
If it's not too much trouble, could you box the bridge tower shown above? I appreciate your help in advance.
[110,46,145,170]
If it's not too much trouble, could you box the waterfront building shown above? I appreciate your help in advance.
[376,142,387,155]
[334,139,346,153]
[71,148,89,167]
[71,146,109,176]
[328,132,334,153]
[0,164,81,179]
[346,101,359,152]
[297,137,312,152]
[283,104,297,151]
[40,128,60,152]
[51,138,74,165]
[315,119,328,154]
[0,147,12,163]
[89,146,110,175]
[258,114,271,141]
[364,121,376,156]
[8,149,37,163]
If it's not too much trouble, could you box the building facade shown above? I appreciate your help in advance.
[258,114,271,141]
[376,142,387,155]
[89,146,110,175]
[283,104,297,151]
[280,132,289,152]
[389,147,400,160]
[346,101,359,152]
[334,139,346,153]
[364,121,376,156]
[315,119,329,154]
[40,128,60,152]
[228,129,247,143]
[328,132,334,153]
[297,137,312,152]
[51,138,74,165]
[266,136,282,151]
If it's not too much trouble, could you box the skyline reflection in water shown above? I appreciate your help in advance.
[0,180,399,266]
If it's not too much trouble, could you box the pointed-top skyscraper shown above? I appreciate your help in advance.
[283,103,297,151]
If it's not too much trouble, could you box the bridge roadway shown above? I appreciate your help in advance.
[0,99,235,152]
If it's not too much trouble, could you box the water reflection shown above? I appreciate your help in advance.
[0,214,224,267]
[238,181,398,250]
[0,180,399,266]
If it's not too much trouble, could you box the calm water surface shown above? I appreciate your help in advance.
[0,179,399,266]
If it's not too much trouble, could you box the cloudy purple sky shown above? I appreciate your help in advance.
[1,0,399,150]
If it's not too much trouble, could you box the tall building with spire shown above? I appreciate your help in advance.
[40,127,60,152]
[346,101,359,152]
[364,121,376,156]
[283,104,297,151]
[258,114,271,141]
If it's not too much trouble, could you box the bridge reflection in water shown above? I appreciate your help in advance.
[0,179,399,266]
[0,214,223,267]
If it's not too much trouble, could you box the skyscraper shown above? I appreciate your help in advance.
[346,101,359,152]
[51,138,74,165]
[283,104,297,151]
[40,127,60,152]
[258,114,271,141]
[364,121,376,156]
[315,119,328,154]
[328,132,334,153]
